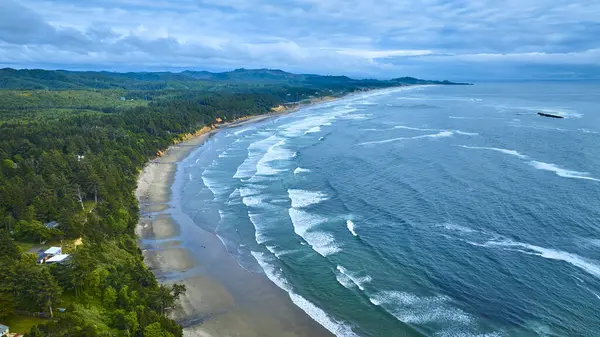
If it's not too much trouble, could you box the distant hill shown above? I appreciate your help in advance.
[0,68,471,90]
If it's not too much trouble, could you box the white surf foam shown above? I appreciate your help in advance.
[288,189,329,208]
[369,291,473,325]
[234,134,281,179]
[305,126,322,134]
[248,212,270,245]
[529,161,600,182]
[280,115,335,137]
[484,240,600,279]
[218,151,233,158]
[340,113,372,120]
[359,131,453,145]
[234,127,255,136]
[265,245,299,258]
[289,208,327,235]
[335,269,355,289]
[289,208,340,257]
[440,223,478,234]
[336,266,371,291]
[294,167,311,175]
[394,125,437,132]
[579,128,598,134]
[449,116,503,120]
[410,131,454,140]
[346,220,358,237]
[454,130,479,136]
[256,139,295,176]
[458,146,529,159]
[251,251,358,337]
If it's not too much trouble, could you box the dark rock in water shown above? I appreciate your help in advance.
[537,112,564,119]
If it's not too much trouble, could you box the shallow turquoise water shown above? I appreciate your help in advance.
[178,83,600,336]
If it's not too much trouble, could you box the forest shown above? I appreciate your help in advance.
[0,68,465,336]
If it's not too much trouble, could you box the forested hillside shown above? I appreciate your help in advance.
[0,67,470,90]
[0,68,465,336]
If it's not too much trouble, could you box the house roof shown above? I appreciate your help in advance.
[0,323,8,331]
[44,247,61,255]
[45,221,60,229]
[46,254,70,263]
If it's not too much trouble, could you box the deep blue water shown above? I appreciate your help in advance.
[178,83,600,336]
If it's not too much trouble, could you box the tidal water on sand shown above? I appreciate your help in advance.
[178,82,600,336]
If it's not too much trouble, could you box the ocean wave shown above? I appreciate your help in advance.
[484,240,600,279]
[226,188,242,206]
[393,125,438,132]
[305,126,322,134]
[387,103,441,109]
[289,208,340,257]
[457,146,599,182]
[294,167,311,175]
[440,224,600,280]
[369,291,473,325]
[288,189,329,208]
[280,115,336,137]
[359,131,454,145]
[248,212,271,245]
[339,113,372,120]
[336,266,371,291]
[201,171,229,199]
[265,245,299,258]
[234,127,255,136]
[439,222,478,234]
[256,139,295,176]
[578,128,598,134]
[335,270,355,289]
[289,208,327,235]
[529,161,600,182]
[218,151,233,158]
[251,251,358,337]
[449,116,504,120]
[458,146,529,159]
[454,130,479,136]
[234,134,280,179]
[346,220,358,237]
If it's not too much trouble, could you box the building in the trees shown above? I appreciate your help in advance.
[44,221,60,229]
[45,254,71,264]
[0,324,9,337]
[44,246,62,255]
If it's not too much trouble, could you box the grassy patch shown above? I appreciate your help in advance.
[2,315,49,334]
[15,241,38,253]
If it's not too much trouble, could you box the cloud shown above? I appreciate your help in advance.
[0,0,599,79]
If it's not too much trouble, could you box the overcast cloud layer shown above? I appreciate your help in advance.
[1,0,600,79]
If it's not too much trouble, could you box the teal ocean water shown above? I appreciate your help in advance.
[177,83,600,336]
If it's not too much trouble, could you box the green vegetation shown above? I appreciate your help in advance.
[0,68,466,336]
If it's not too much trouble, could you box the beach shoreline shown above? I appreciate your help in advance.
[135,105,336,336]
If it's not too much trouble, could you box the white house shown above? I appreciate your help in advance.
[45,221,60,229]
[0,324,8,337]
[45,247,62,255]
[45,254,70,264]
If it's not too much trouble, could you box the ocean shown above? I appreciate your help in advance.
[176,82,600,336]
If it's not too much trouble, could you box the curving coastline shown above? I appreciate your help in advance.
[135,111,336,337]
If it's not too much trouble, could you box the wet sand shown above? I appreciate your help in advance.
[136,113,335,337]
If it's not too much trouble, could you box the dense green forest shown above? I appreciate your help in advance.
[0,68,466,336]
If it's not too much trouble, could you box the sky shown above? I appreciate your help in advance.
[1,0,600,80]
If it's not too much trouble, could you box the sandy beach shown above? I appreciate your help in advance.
[135,111,335,337]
